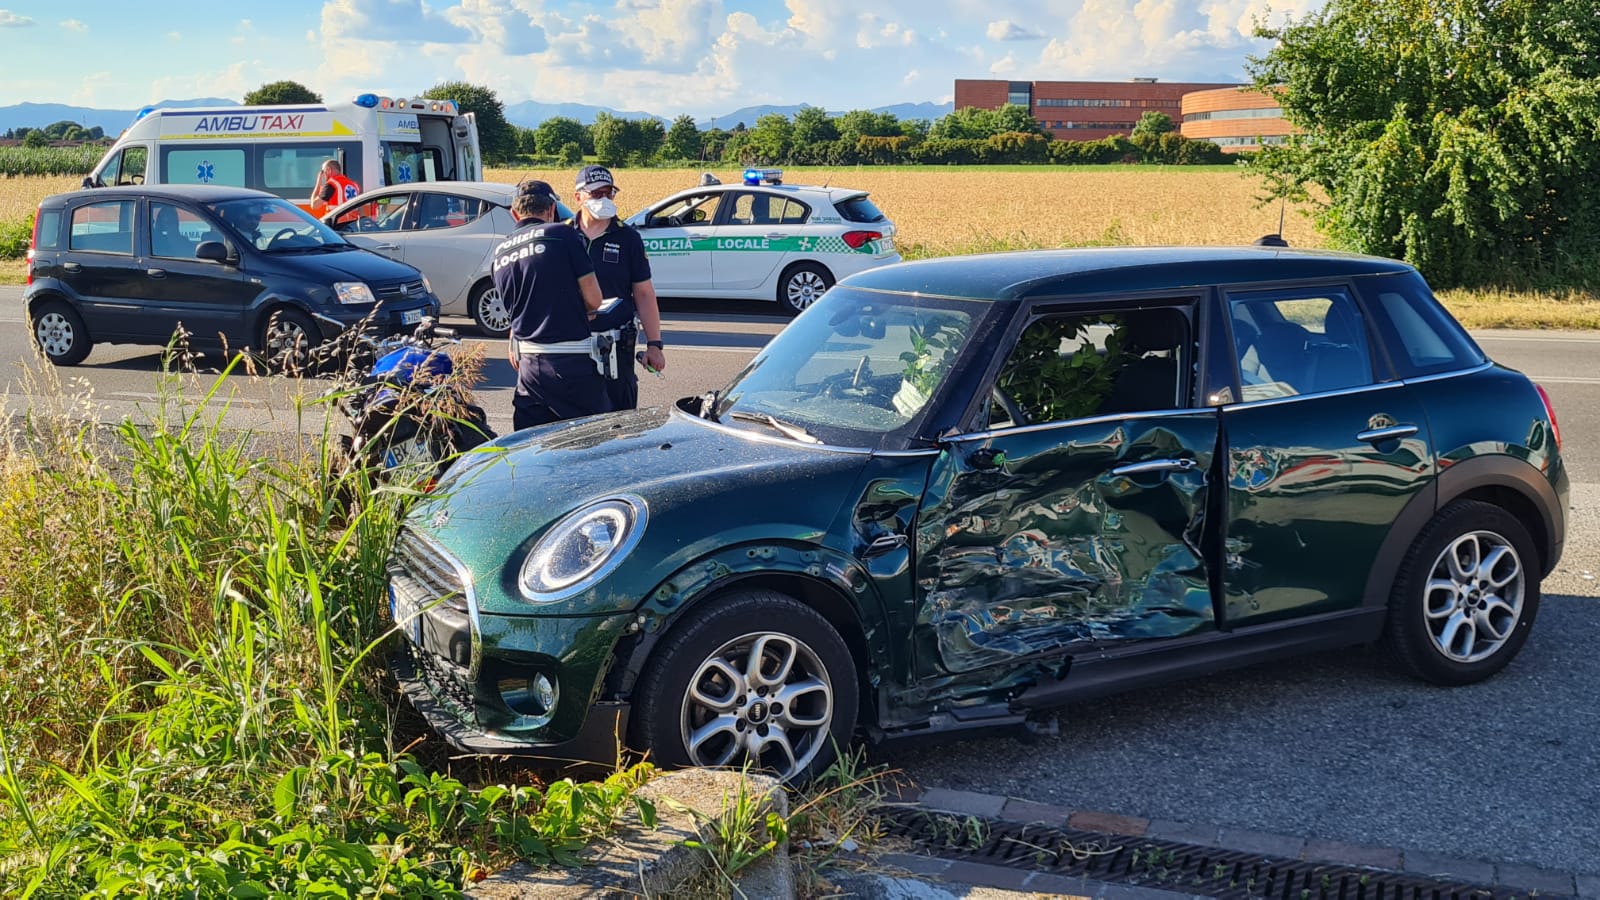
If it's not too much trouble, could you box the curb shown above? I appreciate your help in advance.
[890,783,1596,899]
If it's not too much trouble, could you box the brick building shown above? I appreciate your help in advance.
[954,78,1241,142]
[1179,86,1297,153]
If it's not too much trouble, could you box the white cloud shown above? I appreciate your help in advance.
[321,0,474,43]
[167,30,182,40]
[59,19,86,32]
[987,19,1043,41]
[447,0,547,55]
[0,9,33,26]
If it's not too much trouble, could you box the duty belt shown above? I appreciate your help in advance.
[515,338,594,355]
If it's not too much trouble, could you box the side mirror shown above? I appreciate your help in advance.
[195,241,229,263]
[81,176,97,189]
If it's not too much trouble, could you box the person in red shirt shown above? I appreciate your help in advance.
[310,160,361,218]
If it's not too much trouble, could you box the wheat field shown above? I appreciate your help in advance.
[483,165,1323,254]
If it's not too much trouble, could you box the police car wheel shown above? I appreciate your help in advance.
[778,262,834,317]
[469,280,511,338]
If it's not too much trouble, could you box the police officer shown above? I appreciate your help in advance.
[310,159,360,218]
[570,164,666,411]
[492,180,608,431]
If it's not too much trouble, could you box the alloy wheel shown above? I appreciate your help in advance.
[1423,530,1525,663]
[477,287,511,334]
[679,631,834,779]
[265,316,313,371]
[785,270,828,312]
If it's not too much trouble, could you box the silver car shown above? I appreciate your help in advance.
[324,182,571,337]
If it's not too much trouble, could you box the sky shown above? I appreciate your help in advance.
[0,0,1328,117]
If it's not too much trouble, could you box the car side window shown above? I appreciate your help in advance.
[100,146,147,186]
[1357,272,1485,377]
[988,306,1191,429]
[150,202,216,259]
[729,192,765,225]
[162,148,246,188]
[69,200,135,255]
[351,195,411,232]
[773,198,810,224]
[1229,289,1373,401]
[648,194,720,227]
[414,193,480,230]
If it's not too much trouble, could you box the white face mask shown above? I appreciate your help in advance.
[584,196,618,219]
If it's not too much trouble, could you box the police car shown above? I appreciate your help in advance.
[626,169,899,315]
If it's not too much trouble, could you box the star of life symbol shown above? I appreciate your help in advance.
[397,162,413,182]
[196,161,214,183]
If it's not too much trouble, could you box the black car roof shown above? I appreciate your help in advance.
[40,184,277,207]
[842,246,1417,301]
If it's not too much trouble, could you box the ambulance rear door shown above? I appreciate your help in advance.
[458,113,481,181]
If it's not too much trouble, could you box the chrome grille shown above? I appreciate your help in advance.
[389,528,469,613]
[375,279,427,300]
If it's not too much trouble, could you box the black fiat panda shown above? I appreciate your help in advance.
[24,184,438,368]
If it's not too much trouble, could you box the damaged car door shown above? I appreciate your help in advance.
[914,303,1220,676]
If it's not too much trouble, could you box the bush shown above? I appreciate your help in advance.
[0,213,32,259]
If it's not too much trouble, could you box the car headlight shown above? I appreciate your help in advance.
[333,281,375,305]
[519,496,647,602]
[420,274,432,295]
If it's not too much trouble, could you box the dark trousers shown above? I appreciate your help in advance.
[512,353,610,431]
[603,330,640,412]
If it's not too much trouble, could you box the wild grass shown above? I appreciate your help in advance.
[0,351,653,896]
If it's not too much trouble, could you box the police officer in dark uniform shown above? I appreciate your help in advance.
[492,180,608,431]
[570,164,667,411]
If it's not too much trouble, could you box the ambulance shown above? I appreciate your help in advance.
[83,94,483,211]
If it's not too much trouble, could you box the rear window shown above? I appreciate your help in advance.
[835,195,886,223]
[1357,272,1485,378]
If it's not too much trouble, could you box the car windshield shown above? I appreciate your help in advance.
[708,287,986,447]
[207,197,350,253]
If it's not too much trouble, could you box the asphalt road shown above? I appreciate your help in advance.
[2,288,1595,875]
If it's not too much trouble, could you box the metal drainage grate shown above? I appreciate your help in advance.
[876,806,1537,900]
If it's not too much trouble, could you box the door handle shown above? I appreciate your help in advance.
[146,268,166,278]
[863,534,908,558]
[62,262,81,272]
[1356,424,1418,445]
[1111,457,1198,477]
[373,243,399,251]
[765,233,788,240]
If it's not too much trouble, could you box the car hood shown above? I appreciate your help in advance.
[263,246,420,282]
[407,407,878,612]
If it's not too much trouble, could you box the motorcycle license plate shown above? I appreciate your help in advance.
[383,435,432,470]
[401,309,423,325]
[389,584,424,644]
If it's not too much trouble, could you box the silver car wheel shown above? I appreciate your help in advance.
[264,315,314,371]
[477,287,511,334]
[1423,530,1525,663]
[680,631,834,779]
[36,311,75,357]
[785,270,828,311]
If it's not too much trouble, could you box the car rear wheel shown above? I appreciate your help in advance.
[630,589,858,783]
[470,280,511,338]
[1385,499,1541,685]
[777,262,833,316]
[30,300,92,366]
[261,308,321,375]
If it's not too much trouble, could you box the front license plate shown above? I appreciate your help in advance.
[401,308,423,325]
[389,584,423,644]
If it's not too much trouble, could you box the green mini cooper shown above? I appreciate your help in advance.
[388,247,1567,781]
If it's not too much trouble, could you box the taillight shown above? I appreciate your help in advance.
[841,230,882,250]
[1535,383,1561,450]
[25,207,38,286]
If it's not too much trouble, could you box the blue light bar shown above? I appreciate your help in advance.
[354,93,381,108]
[131,105,155,124]
[742,168,783,185]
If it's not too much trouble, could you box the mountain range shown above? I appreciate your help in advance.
[0,97,956,133]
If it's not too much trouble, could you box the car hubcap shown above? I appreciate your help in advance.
[1424,530,1524,663]
[786,272,827,311]
[36,312,74,357]
[266,319,312,370]
[478,287,511,333]
[680,632,833,779]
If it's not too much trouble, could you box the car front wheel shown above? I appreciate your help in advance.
[630,589,858,783]
[31,300,92,366]
[777,262,833,316]
[1385,499,1541,685]
[261,308,322,375]
[470,280,511,338]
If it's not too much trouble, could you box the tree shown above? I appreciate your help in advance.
[591,113,626,166]
[1249,0,1600,288]
[534,116,585,157]
[991,103,1046,137]
[420,81,515,165]
[243,80,323,106]
[929,106,995,141]
[22,130,46,148]
[1131,111,1175,138]
[791,106,839,153]
[835,109,900,142]
[746,113,793,165]
[663,114,702,161]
